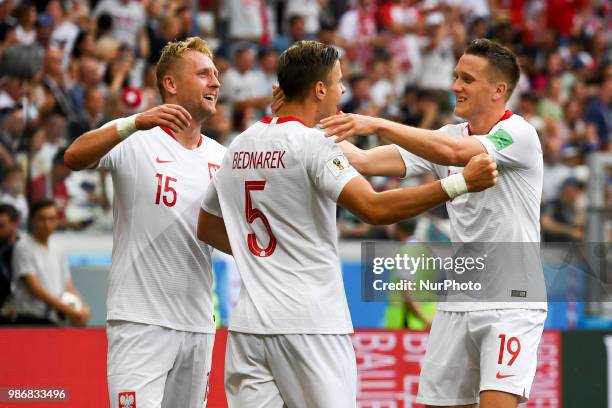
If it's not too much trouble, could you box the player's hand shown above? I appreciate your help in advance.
[271,84,284,115]
[319,112,379,142]
[462,153,497,192]
[134,104,192,134]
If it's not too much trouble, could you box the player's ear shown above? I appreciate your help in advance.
[315,80,326,101]
[163,74,178,97]
[492,81,507,102]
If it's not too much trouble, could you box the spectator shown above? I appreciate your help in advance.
[69,56,103,114]
[283,0,323,36]
[341,74,379,118]
[272,14,311,54]
[0,107,24,173]
[542,135,573,204]
[0,203,19,324]
[221,44,271,117]
[538,75,564,120]
[585,73,611,150]
[0,166,28,224]
[47,0,79,65]
[368,54,395,113]
[378,0,423,85]
[252,48,278,101]
[542,177,586,242]
[337,0,386,71]
[93,0,147,57]
[9,199,90,325]
[416,11,466,114]
[13,1,36,45]
[39,45,79,122]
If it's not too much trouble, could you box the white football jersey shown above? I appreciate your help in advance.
[202,117,360,334]
[397,111,547,311]
[99,125,226,333]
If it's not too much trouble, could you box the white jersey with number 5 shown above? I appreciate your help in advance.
[99,124,226,333]
[201,116,360,334]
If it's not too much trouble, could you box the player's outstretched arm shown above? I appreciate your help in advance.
[64,104,192,170]
[197,209,232,255]
[320,113,486,166]
[338,153,497,225]
[338,142,406,177]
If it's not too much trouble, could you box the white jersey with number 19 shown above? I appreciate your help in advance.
[202,116,360,335]
[99,124,226,333]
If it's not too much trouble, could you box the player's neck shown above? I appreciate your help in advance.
[173,122,202,150]
[276,101,317,128]
[467,106,508,135]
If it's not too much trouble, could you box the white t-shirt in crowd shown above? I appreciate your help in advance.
[202,116,360,334]
[99,124,226,333]
[11,234,70,319]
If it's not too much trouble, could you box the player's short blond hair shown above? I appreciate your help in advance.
[156,37,214,101]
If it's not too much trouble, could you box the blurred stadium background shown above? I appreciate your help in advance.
[0,0,610,406]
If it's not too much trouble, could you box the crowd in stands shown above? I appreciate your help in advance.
[0,0,609,245]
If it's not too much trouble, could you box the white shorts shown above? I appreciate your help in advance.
[416,309,547,406]
[225,332,357,408]
[107,321,215,408]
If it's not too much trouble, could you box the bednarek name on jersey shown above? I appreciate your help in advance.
[232,151,286,169]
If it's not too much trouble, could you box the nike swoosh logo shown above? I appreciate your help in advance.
[496,372,516,379]
[155,157,173,164]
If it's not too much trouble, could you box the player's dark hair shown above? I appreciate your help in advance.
[277,41,339,101]
[465,38,520,100]
[0,203,19,224]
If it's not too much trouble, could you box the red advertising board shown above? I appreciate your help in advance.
[0,328,560,407]
[352,330,562,408]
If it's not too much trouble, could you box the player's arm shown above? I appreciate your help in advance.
[64,104,192,170]
[338,142,406,177]
[197,209,232,255]
[338,153,497,225]
[321,113,486,166]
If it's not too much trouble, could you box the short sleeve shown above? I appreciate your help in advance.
[394,145,435,178]
[474,121,541,170]
[304,132,360,202]
[201,176,222,217]
[12,242,36,279]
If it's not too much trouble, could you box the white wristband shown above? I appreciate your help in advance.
[116,114,138,139]
[440,173,468,199]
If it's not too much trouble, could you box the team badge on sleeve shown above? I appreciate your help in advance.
[486,128,514,150]
[326,155,351,178]
[118,392,136,408]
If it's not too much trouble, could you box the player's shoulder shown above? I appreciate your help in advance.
[201,134,227,157]
[502,113,537,134]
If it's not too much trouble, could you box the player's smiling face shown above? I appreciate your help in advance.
[174,50,220,119]
[451,54,501,121]
[318,60,345,120]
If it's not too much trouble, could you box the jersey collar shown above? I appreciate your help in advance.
[467,110,513,136]
[260,116,307,126]
[160,126,203,148]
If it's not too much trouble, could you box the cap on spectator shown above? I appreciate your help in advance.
[121,87,146,115]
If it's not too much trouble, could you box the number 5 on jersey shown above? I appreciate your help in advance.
[245,181,277,257]
[155,173,178,207]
